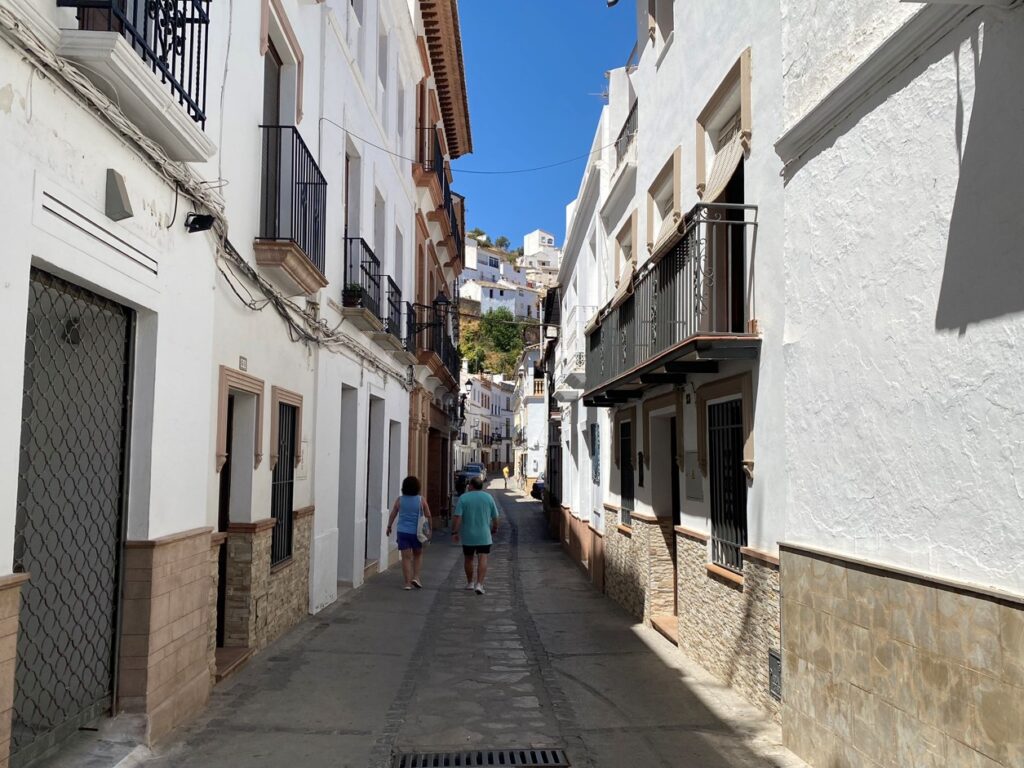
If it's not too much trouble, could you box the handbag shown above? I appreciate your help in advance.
[417,513,431,543]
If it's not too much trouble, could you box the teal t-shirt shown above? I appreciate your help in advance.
[454,491,499,546]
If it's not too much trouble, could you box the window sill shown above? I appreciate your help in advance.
[617,524,633,538]
[271,557,294,575]
[706,562,744,588]
[655,30,675,70]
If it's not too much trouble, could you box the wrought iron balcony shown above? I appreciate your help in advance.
[59,0,211,127]
[342,237,382,318]
[412,303,460,384]
[614,101,638,170]
[403,301,417,355]
[258,126,327,276]
[383,276,402,341]
[584,203,759,402]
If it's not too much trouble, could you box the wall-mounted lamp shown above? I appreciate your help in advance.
[185,212,215,234]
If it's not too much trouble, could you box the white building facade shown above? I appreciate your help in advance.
[554,1,1024,766]
[0,0,470,762]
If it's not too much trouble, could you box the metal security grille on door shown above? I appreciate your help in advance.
[13,269,133,763]
[271,403,296,565]
[708,398,747,572]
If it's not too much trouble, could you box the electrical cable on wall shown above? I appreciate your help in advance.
[0,8,409,387]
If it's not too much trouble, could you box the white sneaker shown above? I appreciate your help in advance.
[465,582,476,590]
[475,584,486,595]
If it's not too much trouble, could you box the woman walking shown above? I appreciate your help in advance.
[386,476,432,590]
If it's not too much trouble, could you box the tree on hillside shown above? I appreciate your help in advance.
[494,235,511,250]
[458,308,524,377]
[467,226,490,246]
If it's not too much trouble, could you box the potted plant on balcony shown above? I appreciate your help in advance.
[342,283,363,308]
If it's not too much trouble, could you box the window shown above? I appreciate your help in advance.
[648,0,674,51]
[270,387,303,566]
[647,149,680,253]
[396,83,406,151]
[696,48,751,201]
[619,420,633,525]
[708,398,747,572]
[590,422,600,486]
[488,257,500,269]
[394,227,404,289]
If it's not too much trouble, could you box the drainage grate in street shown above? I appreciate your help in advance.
[393,749,571,767]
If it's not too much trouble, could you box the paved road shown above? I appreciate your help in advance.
[138,485,802,768]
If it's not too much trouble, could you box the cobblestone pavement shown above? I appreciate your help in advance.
[136,484,804,768]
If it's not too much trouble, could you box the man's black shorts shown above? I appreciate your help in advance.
[462,545,492,556]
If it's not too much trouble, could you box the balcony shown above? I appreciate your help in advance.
[583,203,760,407]
[57,0,215,160]
[341,237,383,330]
[416,126,465,269]
[412,303,460,388]
[255,126,328,296]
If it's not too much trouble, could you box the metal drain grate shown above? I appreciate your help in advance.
[394,749,571,767]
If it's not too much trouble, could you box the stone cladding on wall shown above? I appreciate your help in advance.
[118,528,213,743]
[781,546,1024,768]
[224,508,312,654]
[675,532,781,720]
[602,509,649,621]
[0,575,28,766]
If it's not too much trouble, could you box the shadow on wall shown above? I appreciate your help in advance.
[935,10,1024,333]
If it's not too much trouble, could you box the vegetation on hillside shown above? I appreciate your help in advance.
[458,308,524,377]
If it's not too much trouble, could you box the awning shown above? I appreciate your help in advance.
[584,309,602,336]
[609,262,636,310]
[703,130,745,203]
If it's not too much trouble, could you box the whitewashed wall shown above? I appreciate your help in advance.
[781,5,1024,593]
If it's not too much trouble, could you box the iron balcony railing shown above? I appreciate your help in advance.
[614,101,638,169]
[412,303,460,382]
[585,203,758,393]
[403,301,417,355]
[59,0,211,126]
[343,237,382,318]
[383,276,402,341]
[258,126,327,274]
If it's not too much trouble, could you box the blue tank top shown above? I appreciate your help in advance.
[397,495,422,535]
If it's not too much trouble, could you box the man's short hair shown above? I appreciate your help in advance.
[468,476,484,491]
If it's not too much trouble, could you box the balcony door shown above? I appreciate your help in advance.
[260,42,284,240]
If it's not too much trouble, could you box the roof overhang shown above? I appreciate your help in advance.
[581,335,761,407]
[421,0,473,158]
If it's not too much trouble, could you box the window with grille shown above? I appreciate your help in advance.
[271,402,296,565]
[708,398,747,571]
[619,421,634,525]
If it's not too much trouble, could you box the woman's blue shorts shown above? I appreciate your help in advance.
[397,531,422,551]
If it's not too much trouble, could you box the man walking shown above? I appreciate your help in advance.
[502,465,510,489]
[452,476,499,594]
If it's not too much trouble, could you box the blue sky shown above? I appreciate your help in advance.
[451,1,636,248]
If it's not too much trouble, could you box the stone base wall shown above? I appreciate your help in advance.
[119,528,213,744]
[603,509,648,620]
[0,574,28,767]
[644,517,676,621]
[264,510,312,648]
[207,535,225,685]
[781,545,1024,768]
[675,531,781,720]
[557,508,601,591]
[225,508,312,654]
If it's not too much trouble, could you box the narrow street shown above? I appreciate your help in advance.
[137,485,802,768]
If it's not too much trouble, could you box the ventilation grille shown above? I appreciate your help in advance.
[394,749,571,767]
[769,648,782,701]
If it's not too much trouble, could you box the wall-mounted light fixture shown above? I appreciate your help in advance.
[185,212,215,233]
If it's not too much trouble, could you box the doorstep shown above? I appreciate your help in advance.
[215,647,252,683]
[650,614,679,646]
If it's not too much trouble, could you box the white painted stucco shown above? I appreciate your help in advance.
[781,6,1024,594]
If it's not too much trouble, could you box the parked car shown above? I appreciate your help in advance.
[462,463,486,482]
[531,473,546,500]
